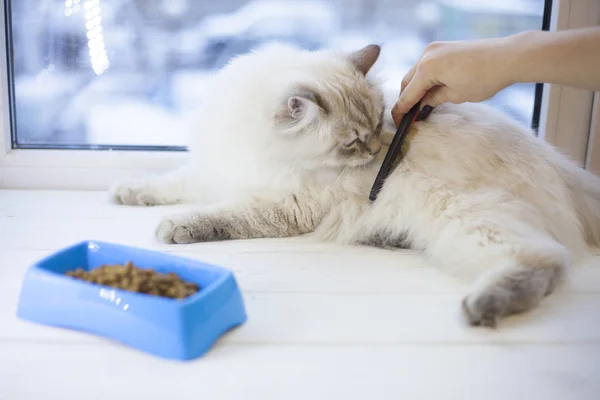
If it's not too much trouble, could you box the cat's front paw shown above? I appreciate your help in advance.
[156,218,195,244]
[156,214,231,244]
[109,179,162,206]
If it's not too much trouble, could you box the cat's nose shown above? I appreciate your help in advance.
[366,136,382,155]
[368,146,381,156]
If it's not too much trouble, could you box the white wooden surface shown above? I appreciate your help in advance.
[1,190,600,400]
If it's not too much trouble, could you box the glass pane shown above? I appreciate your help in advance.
[9,0,546,148]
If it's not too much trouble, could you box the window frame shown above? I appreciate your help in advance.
[0,0,10,162]
[585,92,600,175]
[0,0,597,189]
[538,0,600,167]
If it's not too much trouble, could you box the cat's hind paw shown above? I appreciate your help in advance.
[460,293,506,328]
[460,266,558,328]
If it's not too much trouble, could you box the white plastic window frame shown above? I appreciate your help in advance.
[0,1,186,189]
[0,0,597,189]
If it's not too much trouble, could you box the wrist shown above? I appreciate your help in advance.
[501,30,546,85]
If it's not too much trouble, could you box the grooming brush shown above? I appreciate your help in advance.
[369,100,422,201]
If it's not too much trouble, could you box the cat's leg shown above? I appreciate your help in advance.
[156,190,331,244]
[424,200,570,328]
[110,167,196,206]
[460,238,567,327]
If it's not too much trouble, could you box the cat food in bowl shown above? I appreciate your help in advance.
[16,240,247,361]
[65,261,200,299]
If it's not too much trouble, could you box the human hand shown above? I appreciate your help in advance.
[391,38,514,125]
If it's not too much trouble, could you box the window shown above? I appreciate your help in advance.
[6,0,548,151]
[3,0,598,190]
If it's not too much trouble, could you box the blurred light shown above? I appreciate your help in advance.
[64,0,75,17]
[416,2,442,25]
[84,0,109,75]
[162,0,188,17]
[85,7,100,20]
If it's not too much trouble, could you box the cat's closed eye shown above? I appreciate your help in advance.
[344,138,360,148]
[343,130,361,148]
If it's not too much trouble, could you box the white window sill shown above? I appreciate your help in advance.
[2,188,600,398]
[0,149,187,189]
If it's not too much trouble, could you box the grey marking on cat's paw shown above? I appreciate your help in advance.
[461,293,507,328]
[156,218,194,244]
[461,266,559,328]
[156,215,232,244]
[109,180,161,206]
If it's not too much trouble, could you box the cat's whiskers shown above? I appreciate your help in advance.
[335,165,351,185]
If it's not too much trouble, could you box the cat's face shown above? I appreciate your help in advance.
[274,44,386,169]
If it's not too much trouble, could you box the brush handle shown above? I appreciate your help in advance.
[369,101,421,201]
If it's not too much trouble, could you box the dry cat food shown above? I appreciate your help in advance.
[65,261,199,299]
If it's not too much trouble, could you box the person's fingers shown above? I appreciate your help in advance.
[392,71,435,125]
[391,104,403,127]
[392,65,419,125]
[400,63,418,93]
[420,85,453,109]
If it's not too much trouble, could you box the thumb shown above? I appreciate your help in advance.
[421,85,453,109]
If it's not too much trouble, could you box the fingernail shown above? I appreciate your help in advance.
[416,105,433,121]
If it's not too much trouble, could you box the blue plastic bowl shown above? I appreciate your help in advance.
[16,240,247,360]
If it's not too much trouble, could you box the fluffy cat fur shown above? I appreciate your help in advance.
[111,43,600,327]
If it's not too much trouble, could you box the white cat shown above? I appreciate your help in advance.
[111,43,600,327]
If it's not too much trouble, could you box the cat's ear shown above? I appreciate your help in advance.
[290,87,329,114]
[284,95,320,129]
[285,87,328,120]
[287,96,311,120]
[276,88,325,133]
[348,44,381,76]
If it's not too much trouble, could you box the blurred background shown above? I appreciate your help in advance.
[9,0,546,147]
